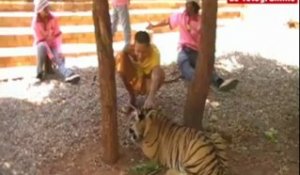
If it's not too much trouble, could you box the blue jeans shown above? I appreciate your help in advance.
[36,42,73,78]
[177,46,223,88]
[111,4,131,50]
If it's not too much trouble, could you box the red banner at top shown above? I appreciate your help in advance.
[227,0,298,4]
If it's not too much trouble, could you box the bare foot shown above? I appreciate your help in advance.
[121,95,137,114]
[143,96,155,109]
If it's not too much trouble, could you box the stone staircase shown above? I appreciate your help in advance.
[0,0,245,67]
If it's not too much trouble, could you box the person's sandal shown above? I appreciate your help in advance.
[218,78,239,92]
[36,72,44,81]
[65,73,80,84]
[121,105,135,114]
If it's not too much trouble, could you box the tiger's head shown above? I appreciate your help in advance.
[128,107,157,143]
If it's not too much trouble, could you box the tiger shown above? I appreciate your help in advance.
[128,107,229,175]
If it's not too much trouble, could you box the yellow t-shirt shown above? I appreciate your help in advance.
[115,44,160,94]
[135,44,160,78]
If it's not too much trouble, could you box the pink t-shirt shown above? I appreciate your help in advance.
[169,11,201,51]
[112,0,129,7]
[31,13,62,55]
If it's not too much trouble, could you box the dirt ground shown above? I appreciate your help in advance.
[0,52,299,175]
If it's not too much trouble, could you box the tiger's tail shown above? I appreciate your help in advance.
[210,133,229,171]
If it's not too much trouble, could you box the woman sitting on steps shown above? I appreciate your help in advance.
[32,0,80,84]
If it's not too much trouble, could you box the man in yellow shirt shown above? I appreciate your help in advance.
[116,31,165,110]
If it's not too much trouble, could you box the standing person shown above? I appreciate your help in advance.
[146,0,238,91]
[111,0,132,50]
[116,31,165,110]
[32,0,80,84]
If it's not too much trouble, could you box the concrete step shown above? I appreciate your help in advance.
[0,9,174,27]
[0,23,173,47]
[0,0,245,12]
[0,8,242,27]
[0,32,179,67]
[0,19,246,68]
[0,31,179,67]
[0,44,98,67]
[0,1,181,12]
[0,17,239,48]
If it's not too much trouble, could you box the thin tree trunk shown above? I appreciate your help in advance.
[184,0,218,130]
[92,0,119,164]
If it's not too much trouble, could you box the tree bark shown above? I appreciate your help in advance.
[184,0,218,130]
[92,0,119,164]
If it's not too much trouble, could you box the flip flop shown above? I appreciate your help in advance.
[120,103,138,115]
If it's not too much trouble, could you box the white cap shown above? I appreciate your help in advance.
[34,0,49,13]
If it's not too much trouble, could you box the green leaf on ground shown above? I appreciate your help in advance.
[128,161,162,175]
[264,127,278,143]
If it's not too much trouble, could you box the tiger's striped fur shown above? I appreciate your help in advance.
[128,108,229,175]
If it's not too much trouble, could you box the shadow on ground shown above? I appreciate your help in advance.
[0,52,299,175]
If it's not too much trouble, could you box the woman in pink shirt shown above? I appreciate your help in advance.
[147,0,238,92]
[32,0,80,84]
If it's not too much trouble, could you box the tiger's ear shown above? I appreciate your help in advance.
[127,104,140,120]
[141,108,156,120]
[138,107,152,121]
[131,106,145,121]
[137,111,146,121]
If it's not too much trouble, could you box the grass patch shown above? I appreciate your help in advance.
[128,161,162,175]
[264,127,278,143]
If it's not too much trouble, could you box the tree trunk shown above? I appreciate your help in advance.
[92,0,119,164]
[183,0,218,130]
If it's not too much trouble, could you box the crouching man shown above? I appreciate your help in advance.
[116,31,165,111]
